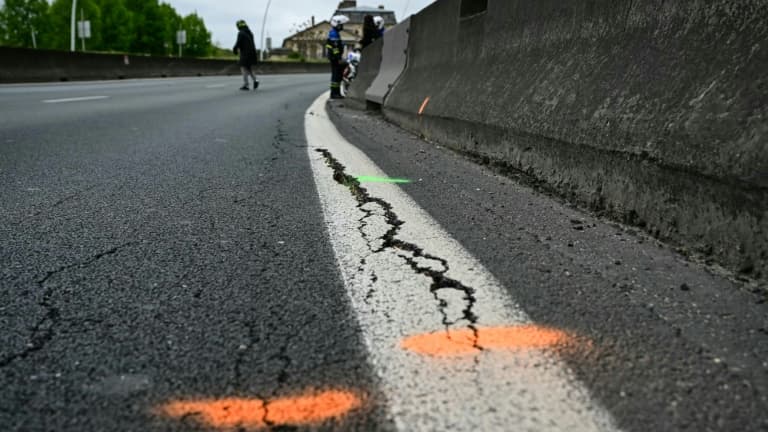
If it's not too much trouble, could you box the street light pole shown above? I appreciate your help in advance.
[80,8,86,52]
[70,0,77,51]
[259,0,272,61]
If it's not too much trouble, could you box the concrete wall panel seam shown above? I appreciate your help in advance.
[366,18,411,105]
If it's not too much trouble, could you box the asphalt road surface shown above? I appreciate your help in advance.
[0,75,766,431]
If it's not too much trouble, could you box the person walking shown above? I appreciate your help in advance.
[326,15,349,99]
[233,19,259,91]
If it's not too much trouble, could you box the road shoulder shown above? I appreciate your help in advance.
[326,100,768,432]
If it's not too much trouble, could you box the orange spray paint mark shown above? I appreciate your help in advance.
[401,325,573,357]
[418,96,431,115]
[156,389,361,430]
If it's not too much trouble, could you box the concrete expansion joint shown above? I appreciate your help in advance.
[0,242,135,369]
[316,149,482,341]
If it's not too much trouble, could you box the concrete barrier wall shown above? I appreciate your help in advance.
[366,17,410,105]
[0,47,327,83]
[384,0,768,278]
[347,37,383,105]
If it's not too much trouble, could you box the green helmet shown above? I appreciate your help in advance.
[236,20,247,29]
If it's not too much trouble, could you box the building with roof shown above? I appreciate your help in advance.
[281,20,358,61]
[334,1,398,27]
[281,1,397,60]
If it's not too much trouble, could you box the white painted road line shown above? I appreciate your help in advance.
[305,93,622,431]
[42,96,110,104]
[204,84,228,89]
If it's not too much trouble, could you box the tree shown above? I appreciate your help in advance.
[94,0,133,52]
[157,2,181,56]
[45,0,100,51]
[0,0,49,48]
[180,12,211,57]
[74,0,102,50]
[124,0,167,55]
[45,0,72,50]
[1,0,214,56]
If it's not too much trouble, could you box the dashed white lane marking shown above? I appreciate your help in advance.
[305,93,622,431]
[204,84,228,89]
[42,96,109,104]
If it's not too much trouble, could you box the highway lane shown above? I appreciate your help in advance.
[0,75,387,431]
[0,75,766,431]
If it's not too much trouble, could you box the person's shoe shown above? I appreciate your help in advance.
[253,81,259,90]
[239,85,249,91]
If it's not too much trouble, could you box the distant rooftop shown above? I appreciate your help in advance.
[338,5,393,13]
[333,1,398,25]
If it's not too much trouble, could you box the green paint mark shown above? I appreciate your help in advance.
[356,176,412,184]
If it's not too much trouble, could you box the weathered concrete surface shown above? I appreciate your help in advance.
[0,47,327,83]
[346,37,383,107]
[384,0,768,280]
[366,18,410,105]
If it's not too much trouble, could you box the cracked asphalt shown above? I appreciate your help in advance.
[325,101,768,431]
[316,149,481,335]
[1,75,766,431]
[0,76,386,431]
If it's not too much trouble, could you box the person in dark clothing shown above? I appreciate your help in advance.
[360,14,377,48]
[326,15,348,99]
[233,19,259,91]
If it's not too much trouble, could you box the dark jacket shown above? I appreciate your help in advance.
[361,15,377,48]
[233,26,257,67]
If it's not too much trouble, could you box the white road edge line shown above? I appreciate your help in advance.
[42,96,110,104]
[305,92,623,432]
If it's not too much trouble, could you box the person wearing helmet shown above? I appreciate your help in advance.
[326,15,349,99]
[373,16,385,38]
[233,19,259,91]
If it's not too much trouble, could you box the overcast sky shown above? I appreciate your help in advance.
[167,0,436,49]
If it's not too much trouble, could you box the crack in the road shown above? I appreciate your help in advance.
[271,119,289,156]
[232,319,256,388]
[265,317,315,430]
[0,242,134,369]
[316,149,482,351]
[231,317,272,429]
[232,315,315,430]
[30,184,102,217]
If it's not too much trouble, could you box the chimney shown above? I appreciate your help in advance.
[311,16,315,26]
[378,4,384,9]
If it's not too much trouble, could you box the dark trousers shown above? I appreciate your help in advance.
[330,59,343,95]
